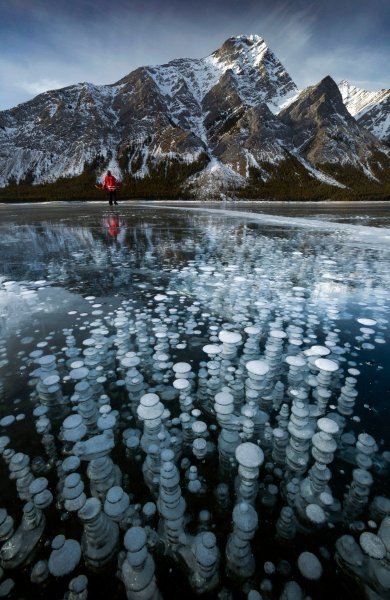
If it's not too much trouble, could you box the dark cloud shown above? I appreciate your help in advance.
[0,0,388,109]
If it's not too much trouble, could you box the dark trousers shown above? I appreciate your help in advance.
[109,190,117,205]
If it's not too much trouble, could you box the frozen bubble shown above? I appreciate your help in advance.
[172,362,191,375]
[246,360,269,376]
[317,417,339,436]
[285,355,306,367]
[173,379,190,391]
[235,442,264,468]
[270,329,287,339]
[348,368,360,376]
[264,561,276,575]
[218,330,242,344]
[359,532,386,559]
[297,551,323,580]
[124,526,146,553]
[42,374,60,386]
[304,345,330,357]
[357,318,377,326]
[0,416,15,428]
[315,358,339,372]
[0,579,14,597]
[69,367,89,380]
[306,504,326,525]
[142,502,156,518]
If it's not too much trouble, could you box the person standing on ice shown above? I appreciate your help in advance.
[98,170,122,206]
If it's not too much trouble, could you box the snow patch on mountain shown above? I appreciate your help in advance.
[186,157,246,199]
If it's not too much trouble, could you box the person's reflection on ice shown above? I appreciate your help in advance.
[102,213,125,245]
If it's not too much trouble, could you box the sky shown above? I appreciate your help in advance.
[0,0,389,110]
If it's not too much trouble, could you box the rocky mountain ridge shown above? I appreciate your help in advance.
[0,34,389,200]
[338,80,389,144]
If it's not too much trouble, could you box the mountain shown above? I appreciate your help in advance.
[0,35,389,201]
[338,80,390,144]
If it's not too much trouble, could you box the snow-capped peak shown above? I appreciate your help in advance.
[338,79,389,117]
[338,79,390,143]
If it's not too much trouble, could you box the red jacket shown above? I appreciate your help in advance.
[103,175,121,191]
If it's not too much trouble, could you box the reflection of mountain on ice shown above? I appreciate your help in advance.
[147,204,390,248]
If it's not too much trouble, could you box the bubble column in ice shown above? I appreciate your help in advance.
[174,378,193,414]
[285,355,307,388]
[343,468,374,520]
[57,455,81,503]
[151,351,172,385]
[65,575,88,600]
[142,444,163,497]
[29,477,53,510]
[235,442,264,504]
[264,329,287,381]
[78,497,119,571]
[137,393,166,453]
[172,362,193,397]
[191,532,220,594]
[71,381,100,434]
[313,358,339,414]
[245,360,270,437]
[272,427,289,467]
[121,355,145,408]
[0,509,14,542]
[61,414,87,452]
[245,360,269,403]
[301,417,339,503]
[285,401,314,478]
[63,473,87,512]
[275,506,296,542]
[272,381,285,412]
[225,502,258,579]
[104,486,130,524]
[113,316,131,359]
[214,391,241,476]
[121,526,161,600]
[240,326,261,366]
[355,433,378,471]
[0,502,45,569]
[196,362,209,406]
[218,331,242,383]
[337,374,359,417]
[370,516,390,596]
[157,459,186,550]
[37,409,57,463]
[89,325,114,369]
[63,329,81,367]
[35,355,63,406]
[87,455,122,502]
[9,452,34,501]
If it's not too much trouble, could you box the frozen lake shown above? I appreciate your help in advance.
[0,201,389,599]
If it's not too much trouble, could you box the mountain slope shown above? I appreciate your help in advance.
[279,76,383,173]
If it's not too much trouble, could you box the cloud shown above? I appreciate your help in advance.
[17,78,67,96]
[0,0,388,109]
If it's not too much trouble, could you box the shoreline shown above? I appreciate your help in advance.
[1,198,390,207]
